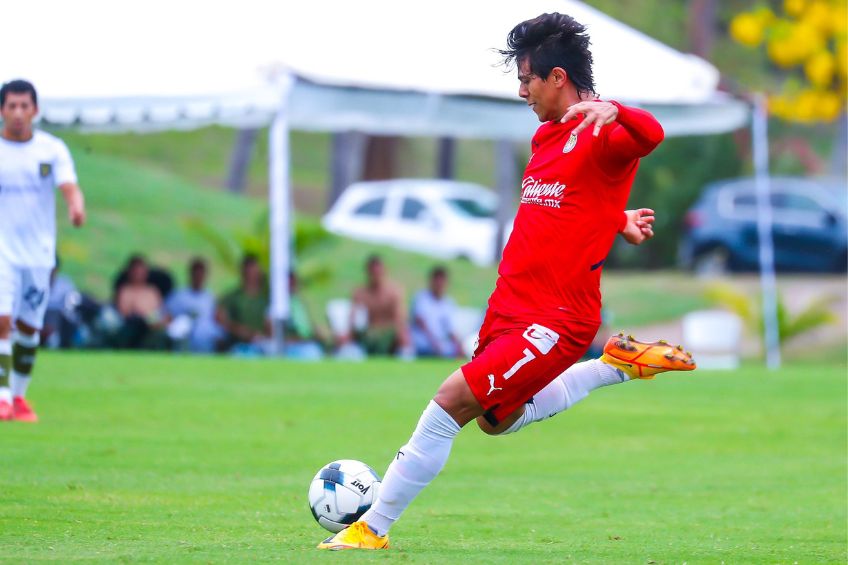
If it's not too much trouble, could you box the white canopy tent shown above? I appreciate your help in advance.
[3,0,750,348]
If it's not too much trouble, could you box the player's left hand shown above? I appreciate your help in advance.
[621,208,655,245]
[69,204,86,227]
[560,100,618,137]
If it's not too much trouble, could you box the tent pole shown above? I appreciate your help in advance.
[494,139,516,262]
[269,75,295,355]
[751,94,781,369]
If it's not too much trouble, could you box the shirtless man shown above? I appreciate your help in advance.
[344,255,411,356]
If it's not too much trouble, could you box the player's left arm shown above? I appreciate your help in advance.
[59,182,86,227]
[561,100,664,163]
[55,140,86,227]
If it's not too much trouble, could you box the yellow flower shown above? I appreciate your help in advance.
[768,94,793,119]
[800,0,833,34]
[795,89,820,122]
[837,39,848,76]
[816,90,843,121]
[805,51,836,87]
[767,20,825,66]
[730,12,766,47]
[784,0,806,18]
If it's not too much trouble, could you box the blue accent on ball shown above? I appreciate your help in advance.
[339,503,372,525]
[323,480,336,492]
[328,462,342,470]
[320,468,345,484]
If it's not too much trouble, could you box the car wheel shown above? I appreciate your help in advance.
[693,246,732,276]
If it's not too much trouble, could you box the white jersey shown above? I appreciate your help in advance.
[0,130,77,268]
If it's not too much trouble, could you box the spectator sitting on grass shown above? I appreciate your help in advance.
[410,266,463,358]
[284,271,325,360]
[341,255,411,356]
[114,255,168,349]
[215,254,270,353]
[165,257,223,353]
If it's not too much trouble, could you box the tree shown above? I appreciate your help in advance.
[729,0,847,123]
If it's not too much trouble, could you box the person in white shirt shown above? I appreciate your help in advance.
[410,266,464,358]
[0,79,86,422]
[165,257,223,353]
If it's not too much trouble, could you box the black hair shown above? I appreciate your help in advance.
[127,254,147,269]
[241,254,259,271]
[431,265,448,279]
[189,256,207,272]
[0,79,38,107]
[499,13,596,97]
[366,254,383,269]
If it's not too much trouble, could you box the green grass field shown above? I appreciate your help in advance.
[2,353,845,563]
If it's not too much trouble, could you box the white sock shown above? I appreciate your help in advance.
[361,400,461,536]
[11,371,31,399]
[11,331,39,399]
[502,359,627,434]
[0,338,11,403]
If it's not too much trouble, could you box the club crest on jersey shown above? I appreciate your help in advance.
[562,132,578,153]
[39,162,52,178]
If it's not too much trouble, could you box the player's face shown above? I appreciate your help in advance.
[518,59,561,123]
[1,92,37,137]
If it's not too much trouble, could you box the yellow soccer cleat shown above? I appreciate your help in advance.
[601,333,696,380]
[316,521,389,550]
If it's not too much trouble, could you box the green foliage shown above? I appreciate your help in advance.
[609,133,744,269]
[3,353,845,562]
[183,211,335,288]
[705,282,838,345]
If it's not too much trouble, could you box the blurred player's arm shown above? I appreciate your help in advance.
[619,208,655,245]
[59,182,86,227]
[561,101,664,163]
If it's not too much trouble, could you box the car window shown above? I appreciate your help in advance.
[732,192,756,208]
[771,192,824,213]
[353,197,386,217]
[400,198,427,220]
[447,198,495,218]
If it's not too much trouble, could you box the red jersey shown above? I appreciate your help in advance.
[487,101,664,325]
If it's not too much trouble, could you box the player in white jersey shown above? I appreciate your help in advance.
[0,79,86,421]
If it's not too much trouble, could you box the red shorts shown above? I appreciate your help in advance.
[461,311,600,426]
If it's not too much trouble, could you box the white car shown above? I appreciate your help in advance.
[322,179,509,265]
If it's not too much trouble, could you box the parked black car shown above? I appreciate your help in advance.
[680,176,847,274]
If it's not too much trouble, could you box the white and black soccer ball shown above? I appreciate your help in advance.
[308,459,381,533]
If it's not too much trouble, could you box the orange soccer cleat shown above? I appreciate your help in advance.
[12,397,38,423]
[601,333,696,379]
[316,521,389,551]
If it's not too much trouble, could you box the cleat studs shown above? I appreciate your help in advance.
[658,339,668,345]
[676,345,684,351]
[664,353,674,360]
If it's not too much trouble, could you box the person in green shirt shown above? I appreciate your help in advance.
[284,271,325,360]
[215,255,270,352]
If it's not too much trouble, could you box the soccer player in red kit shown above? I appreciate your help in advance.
[318,12,695,550]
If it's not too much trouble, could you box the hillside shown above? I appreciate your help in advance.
[56,139,712,329]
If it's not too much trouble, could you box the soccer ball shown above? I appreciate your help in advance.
[308,459,381,533]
